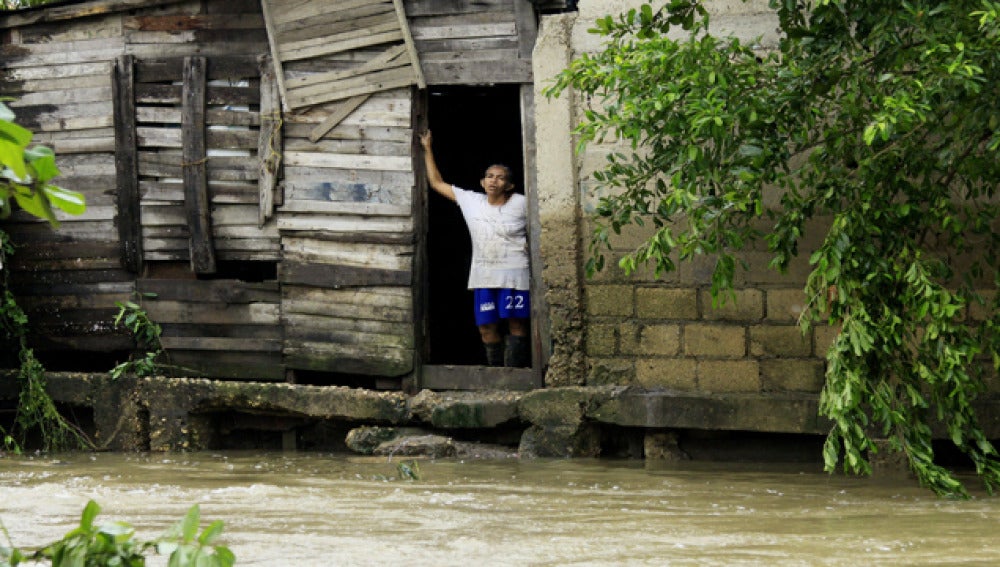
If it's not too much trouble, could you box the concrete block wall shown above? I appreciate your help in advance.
[535,2,998,394]
[535,1,829,391]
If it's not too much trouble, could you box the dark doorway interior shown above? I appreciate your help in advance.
[426,85,524,365]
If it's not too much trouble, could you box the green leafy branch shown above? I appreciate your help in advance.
[111,293,166,380]
[0,500,234,567]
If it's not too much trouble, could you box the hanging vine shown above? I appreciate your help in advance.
[1,231,93,453]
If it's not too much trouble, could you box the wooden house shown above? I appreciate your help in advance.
[1,0,567,390]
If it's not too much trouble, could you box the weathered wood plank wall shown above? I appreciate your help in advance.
[265,0,420,379]
[405,0,532,84]
[1,0,541,384]
[3,10,134,352]
[1,0,281,375]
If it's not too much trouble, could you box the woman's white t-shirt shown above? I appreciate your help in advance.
[452,186,530,290]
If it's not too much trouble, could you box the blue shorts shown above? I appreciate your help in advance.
[473,288,531,326]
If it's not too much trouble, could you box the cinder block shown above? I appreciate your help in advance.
[636,287,699,319]
[766,288,808,322]
[621,323,681,356]
[760,359,825,393]
[636,358,698,390]
[587,358,636,386]
[698,360,761,393]
[813,324,840,357]
[750,325,812,357]
[684,323,746,357]
[585,284,633,316]
[700,288,764,321]
[586,323,618,356]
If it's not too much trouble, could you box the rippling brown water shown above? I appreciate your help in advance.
[1,452,997,566]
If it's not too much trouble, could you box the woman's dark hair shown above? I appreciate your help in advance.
[485,163,515,195]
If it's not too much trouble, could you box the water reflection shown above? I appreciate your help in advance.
[1,453,996,566]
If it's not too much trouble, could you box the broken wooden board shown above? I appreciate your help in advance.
[259,0,424,115]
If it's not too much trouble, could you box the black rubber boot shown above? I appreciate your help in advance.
[504,335,531,368]
[484,341,504,367]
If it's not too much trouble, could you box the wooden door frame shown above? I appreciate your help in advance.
[414,86,548,391]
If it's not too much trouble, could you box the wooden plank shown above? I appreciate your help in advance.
[159,322,283,339]
[259,0,290,112]
[1,73,111,96]
[138,126,258,150]
[160,337,282,351]
[181,56,216,274]
[47,137,115,154]
[13,13,123,43]
[282,300,411,325]
[269,0,389,26]
[124,28,269,46]
[1,46,125,68]
[276,8,397,43]
[421,58,532,85]
[514,0,537,60]
[137,279,280,302]
[283,313,412,340]
[135,56,260,83]
[283,150,411,171]
[123,14,264,32]
[166,350,285,381]
[286,66,414,107]
[137,106,261,127]
[413,36,519,54]
[283,341,412,376]
[276,214,414,233]
[0,0,186,28]
[281,168,414,189]
[283,123,411,142]
[279,261,411,287]
[10,86,111,106]
[2,62,110,82]
[309,94,371,144]
[278,19,400,62]
[403,0,512,18]
[411,22,517,41]
[141,180,260,204]
[281,238,413,269]
[144,300,280,324]
[14,102,115,131]
[113,54,143,274]
[258,56,282,227]
[280,29,405,63]
[392,0,427,89]
[135,83,259,106]
[284,137,410,157]
[291,56,409,103]
[420,365,540,391]
[279,200,410,217]
[282,284,410,310]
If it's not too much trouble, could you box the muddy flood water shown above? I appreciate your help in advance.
[1,452,998,566]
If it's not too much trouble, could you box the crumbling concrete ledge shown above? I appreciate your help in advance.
[5,371,999,457]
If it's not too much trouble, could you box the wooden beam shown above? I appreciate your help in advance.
[112,54,143,274]
[181,56,216,274]
[0,0,187,28]
[392,0,426,89]
[308,94,370,143]
[259,0,290,112]
[258,55,282,227]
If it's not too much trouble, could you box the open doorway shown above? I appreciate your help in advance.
[425,85,525,366]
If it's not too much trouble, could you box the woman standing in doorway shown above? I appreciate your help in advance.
[419,130,531,367]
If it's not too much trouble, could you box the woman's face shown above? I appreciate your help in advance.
[481,165,513,199]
